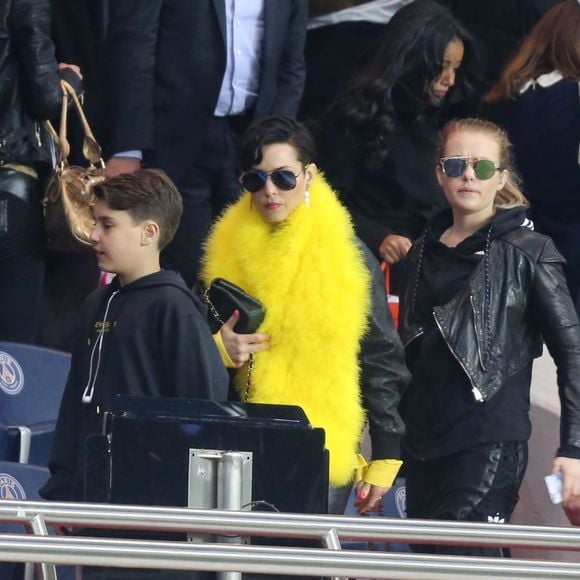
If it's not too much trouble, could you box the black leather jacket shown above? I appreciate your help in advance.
[0,0,61,165]
[399,227,580,454]
[359,241,410,459]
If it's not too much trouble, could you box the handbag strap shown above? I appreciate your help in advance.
[203,286,256,402]
[45,80,104,168]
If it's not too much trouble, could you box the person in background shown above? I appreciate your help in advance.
[34,0,109,353]
[435,0,562,91]
[201,116,410,515]
[316,0,481,290]
[0,0,81,343]
[299,0,412,121]
[485,0,580,313]
[398,117,580,555]
[105,0,308,289]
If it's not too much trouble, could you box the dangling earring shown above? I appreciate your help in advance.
[304,189,311,208]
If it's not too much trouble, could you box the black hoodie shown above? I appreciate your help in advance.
[40,270,229,501]
[400,207,534,460]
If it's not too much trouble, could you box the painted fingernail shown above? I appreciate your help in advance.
[358,490,367,499]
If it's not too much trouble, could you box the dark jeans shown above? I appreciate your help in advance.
[161,115,243,289]
[0,169,45,343]
[405,441,528,557]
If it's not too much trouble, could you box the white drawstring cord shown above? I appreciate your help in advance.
[82,290,119,404]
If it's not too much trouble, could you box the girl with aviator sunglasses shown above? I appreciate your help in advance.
[397,117,580,555]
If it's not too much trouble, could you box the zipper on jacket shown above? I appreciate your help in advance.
[34,123,42,147]
[470,295,487,372]
[433,313,485,403]
[403,328,424,349]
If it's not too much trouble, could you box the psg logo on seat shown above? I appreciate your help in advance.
[0,352,24,395]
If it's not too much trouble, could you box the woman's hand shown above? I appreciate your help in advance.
[379,234,412,264]
[553,456,580,504]
[220,310,270,367]
[353,480,389,514]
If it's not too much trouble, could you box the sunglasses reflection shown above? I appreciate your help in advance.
[240,167,306,193]
[440,156,502,180]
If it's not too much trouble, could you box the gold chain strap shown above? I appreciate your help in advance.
[202,287,225,326]
[244,353,254,402]
[203,287,254,402]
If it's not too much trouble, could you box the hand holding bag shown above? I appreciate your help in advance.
[43,80,106,252]
[203,278,266,334]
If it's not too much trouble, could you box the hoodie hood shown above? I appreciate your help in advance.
[81,270,204,404]
[110,269,193,297]
[426,206,532,254]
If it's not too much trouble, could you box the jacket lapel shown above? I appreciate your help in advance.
[211,0,226,46]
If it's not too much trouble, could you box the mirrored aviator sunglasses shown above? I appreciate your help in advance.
[240,169,301,193]
[440,156,502,181]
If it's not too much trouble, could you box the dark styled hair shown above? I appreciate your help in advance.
[92,168,183,249]
[238,116,317,171]
[486,0,580,103]
[325,0,480,169]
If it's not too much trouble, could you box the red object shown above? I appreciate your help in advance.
[380,261,399,329]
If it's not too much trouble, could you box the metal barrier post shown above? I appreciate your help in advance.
[217,452,251,580]
[188,450,252,580]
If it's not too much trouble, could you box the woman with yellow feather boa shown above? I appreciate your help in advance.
[201,117,410,514]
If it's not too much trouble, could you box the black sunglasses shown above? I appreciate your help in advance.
[240,167,306,193]
[440,156,503,181]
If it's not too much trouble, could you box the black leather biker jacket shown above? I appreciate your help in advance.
[399,227,580,454]
[0,0,61,165]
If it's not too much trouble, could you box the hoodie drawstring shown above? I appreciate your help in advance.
[82,290,119,404]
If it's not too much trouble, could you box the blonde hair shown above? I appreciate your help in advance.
[437,118,528,209]
[486,0,580,103]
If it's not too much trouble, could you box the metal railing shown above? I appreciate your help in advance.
[1,500,580,579]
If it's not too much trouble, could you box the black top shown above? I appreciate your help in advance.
[40,270,229,501]
[318,112,448,257]
[400,208,533,459]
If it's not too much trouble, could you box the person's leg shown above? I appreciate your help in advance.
[0,172,45,343]
[327,482,352,515]
[405,441,528,556]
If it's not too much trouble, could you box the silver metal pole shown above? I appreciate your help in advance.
[26,514,57,580]
[1,534,580,579]
[2,500,579,551]
[217,452,246,580]
[321,528,346,580]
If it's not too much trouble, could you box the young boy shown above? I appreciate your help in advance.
[40,169,229,501]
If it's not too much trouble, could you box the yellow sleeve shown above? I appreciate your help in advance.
[355,454,403,488]
[213,332,237,368]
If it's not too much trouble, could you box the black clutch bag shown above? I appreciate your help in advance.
[203,278,266,334]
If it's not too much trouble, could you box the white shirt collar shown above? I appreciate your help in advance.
[520,70,564,94]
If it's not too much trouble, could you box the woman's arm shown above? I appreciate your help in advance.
[532,238,580,502]
[11,0,62,120]
[355,241,410,512]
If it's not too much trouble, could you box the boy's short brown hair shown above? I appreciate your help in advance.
[92,169,182,249]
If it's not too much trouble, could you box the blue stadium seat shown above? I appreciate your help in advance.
[343,477,411,552]
[0,461,75,580]
[0,342,71,467]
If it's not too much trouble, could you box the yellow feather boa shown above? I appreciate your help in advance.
[201,175,371,485]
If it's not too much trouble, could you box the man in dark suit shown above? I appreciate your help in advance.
[105,0,308,287]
